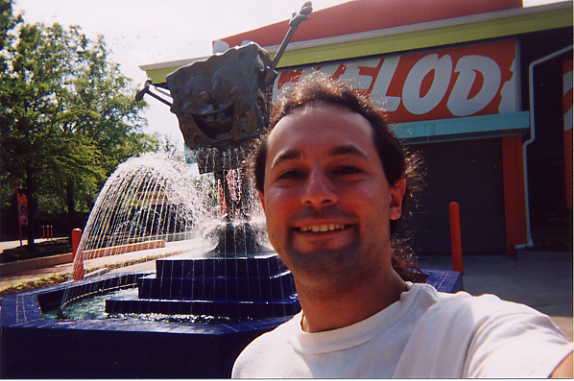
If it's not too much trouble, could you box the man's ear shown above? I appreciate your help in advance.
[389,178,406,221]
[258,192,266,213]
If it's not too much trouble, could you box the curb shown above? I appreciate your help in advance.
[0,252,73,276]
[0,240,168,277]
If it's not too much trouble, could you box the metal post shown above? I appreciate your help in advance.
[271,2,313,68]
[72,228,84,281]
[449,201,464,273]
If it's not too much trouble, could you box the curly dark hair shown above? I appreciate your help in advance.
[249,73,427,283]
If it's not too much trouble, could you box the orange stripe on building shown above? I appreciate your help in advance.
[501,135,527,254]
[216,0,522,49]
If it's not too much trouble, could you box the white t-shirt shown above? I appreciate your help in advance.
[232,283,572,378]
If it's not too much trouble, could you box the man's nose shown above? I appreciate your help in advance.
[302,168,338,209]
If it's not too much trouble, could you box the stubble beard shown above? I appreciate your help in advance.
[281,228,379,293]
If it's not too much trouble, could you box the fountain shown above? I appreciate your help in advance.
[93,38,300,320]
[0,2,461,378]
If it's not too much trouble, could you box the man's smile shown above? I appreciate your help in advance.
[293,223,351,233]
[289,219,358,254]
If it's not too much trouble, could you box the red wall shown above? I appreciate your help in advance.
[216,0,523,49]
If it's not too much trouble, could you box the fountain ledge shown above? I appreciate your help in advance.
[0,267,461,378]
[0,272,291,378]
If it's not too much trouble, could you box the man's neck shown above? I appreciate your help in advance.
[296,268,408,333]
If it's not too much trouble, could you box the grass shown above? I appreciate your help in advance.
[0,273,71,296]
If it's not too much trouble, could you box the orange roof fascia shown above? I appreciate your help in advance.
[215,0,523,49]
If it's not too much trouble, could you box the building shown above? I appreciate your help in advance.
[140,0,573,255]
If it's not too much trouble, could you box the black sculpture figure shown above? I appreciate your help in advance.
[167,42,276,156]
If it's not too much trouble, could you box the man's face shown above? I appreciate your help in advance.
[259,103,406,284]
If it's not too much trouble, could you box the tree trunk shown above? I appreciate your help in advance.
[66,178,76,234]
[25,169,37,248]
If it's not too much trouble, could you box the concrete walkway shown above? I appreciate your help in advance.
[1,240,571,340]
[419,250,573,341]
[0,238,66,254]
[0,239,207,291]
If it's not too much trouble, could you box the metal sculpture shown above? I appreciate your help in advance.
[138,1,312,174]
[135,2,313,260]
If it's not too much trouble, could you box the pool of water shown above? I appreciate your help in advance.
[44,287,234,324]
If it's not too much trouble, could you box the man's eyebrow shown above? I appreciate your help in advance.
[270,149,301,169]
[270,145,369,168]
[328,145,369,159]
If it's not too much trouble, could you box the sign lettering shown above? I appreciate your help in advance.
[273,39,519,123]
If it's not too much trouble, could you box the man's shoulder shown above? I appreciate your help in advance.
[406,284,551,344]
[429,289,541,320]
[232,314,299,377]
[396,287,570,377]
[245,314,297,350]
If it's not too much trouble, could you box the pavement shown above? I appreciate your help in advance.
[418,250,573,341]
[0,238,63,253]
[0,238,208,291]
[1,238,572,340]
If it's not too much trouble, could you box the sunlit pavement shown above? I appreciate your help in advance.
[419,250,573,341]
[0,239,207,292]
[0,238,67,254]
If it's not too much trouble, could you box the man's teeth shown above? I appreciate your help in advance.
[299,224,346,233]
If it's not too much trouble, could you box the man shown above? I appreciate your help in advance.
[232,74,572,378]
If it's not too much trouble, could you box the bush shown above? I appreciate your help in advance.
[0,239,71,263]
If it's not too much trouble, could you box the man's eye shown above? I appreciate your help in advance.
[277,170,304,180]
[333,166,363,176]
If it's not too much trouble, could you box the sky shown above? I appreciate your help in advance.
[13,0,565,150]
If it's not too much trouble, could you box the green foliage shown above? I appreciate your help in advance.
[0,19,161,238]
[0,250,177,296]
[0,0,21,63]
[0,238,71,263]
[0,172,12,209]
[0,272,71,297]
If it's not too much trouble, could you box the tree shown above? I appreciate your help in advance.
[0,20,159,245]
[0,0,20,54]
[0,0,20,218]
